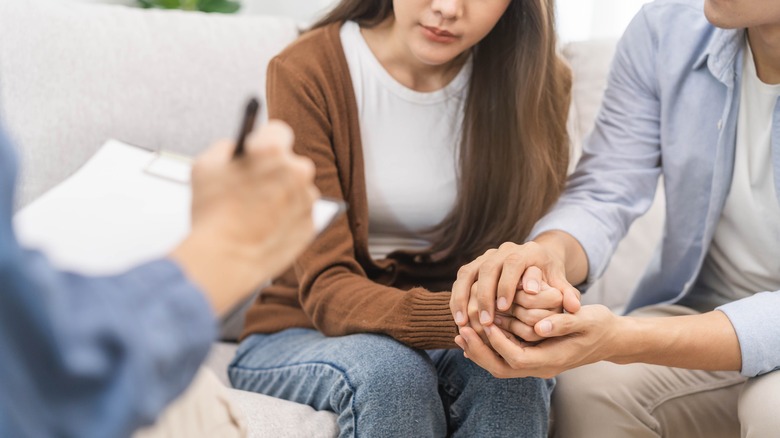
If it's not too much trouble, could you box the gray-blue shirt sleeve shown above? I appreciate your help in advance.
[717,292,780,377]
[0,127,217,437]
[529,7,662,288]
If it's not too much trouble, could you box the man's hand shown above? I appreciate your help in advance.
[172,120,319,314]
[450,236,584,329]
[454,305,621,379]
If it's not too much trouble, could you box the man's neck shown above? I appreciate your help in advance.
[747,25,780,84]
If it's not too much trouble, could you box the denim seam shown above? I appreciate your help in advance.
[230,360,360,438]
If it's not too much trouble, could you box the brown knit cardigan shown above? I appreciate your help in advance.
[241,23,467,350]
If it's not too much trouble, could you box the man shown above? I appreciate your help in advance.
[449,0,780,436]
[0,119,318,437]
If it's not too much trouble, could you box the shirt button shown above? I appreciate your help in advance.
[717,120,723,130]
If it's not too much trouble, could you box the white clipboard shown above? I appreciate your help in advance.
[13,139,345,276]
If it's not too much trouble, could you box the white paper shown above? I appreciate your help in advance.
[14,139,343,276]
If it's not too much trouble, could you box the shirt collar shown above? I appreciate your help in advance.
[693,27,745,86]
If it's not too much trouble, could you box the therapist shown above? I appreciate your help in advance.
[0,118,318,437]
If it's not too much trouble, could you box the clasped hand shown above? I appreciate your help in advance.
[449,242,620,379]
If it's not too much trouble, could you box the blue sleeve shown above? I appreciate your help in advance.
[718,292,780,377]
[530,7,663,287]
[0,129,217,437]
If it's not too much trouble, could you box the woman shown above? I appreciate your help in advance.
[230,0,570,436]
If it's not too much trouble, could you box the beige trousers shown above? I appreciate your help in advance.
[551,305,780,438]
[134,368,247,438]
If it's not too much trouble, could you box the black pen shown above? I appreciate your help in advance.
[233,97,260,158]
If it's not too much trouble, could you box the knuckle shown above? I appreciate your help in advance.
[498,242,516,251]
[457,265,475,279]
[524,241,541,252]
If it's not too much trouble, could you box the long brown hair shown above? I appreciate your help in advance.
[315,0,571,263]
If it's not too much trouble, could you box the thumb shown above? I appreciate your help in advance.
[535,313,578,338]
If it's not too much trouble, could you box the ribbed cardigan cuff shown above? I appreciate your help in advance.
[400,290,458,350]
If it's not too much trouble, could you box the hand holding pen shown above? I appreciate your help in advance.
[172,98,319,314]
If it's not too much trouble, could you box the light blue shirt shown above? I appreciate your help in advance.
[532,0,780,377]
[0,124,217,435]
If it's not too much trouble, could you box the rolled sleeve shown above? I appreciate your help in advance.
[718,292,780,377]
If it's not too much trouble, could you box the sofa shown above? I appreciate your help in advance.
[0,0,664,436]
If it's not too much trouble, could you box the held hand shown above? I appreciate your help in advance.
[454,305,620,379]
[451,241,581,329]
[173,121,319,314]
[493,282,565,342]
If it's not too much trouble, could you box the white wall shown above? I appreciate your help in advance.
[557,0,652,42]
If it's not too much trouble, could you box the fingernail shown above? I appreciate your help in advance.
[527,280,540,293]
[497,297,508,310]
[484,325,492,335]
[539,320,553,334]
[480,311,492,325]
[455,311,465,324]
[494,316,503,326]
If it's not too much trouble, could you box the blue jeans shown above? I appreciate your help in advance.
[229,329,552,438]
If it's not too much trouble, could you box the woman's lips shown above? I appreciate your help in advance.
[420,25,459,44]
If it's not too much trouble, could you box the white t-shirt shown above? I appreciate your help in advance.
[686,40,780,311]
[340,21,470,260]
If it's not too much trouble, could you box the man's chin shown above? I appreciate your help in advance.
[703,4,741,30]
